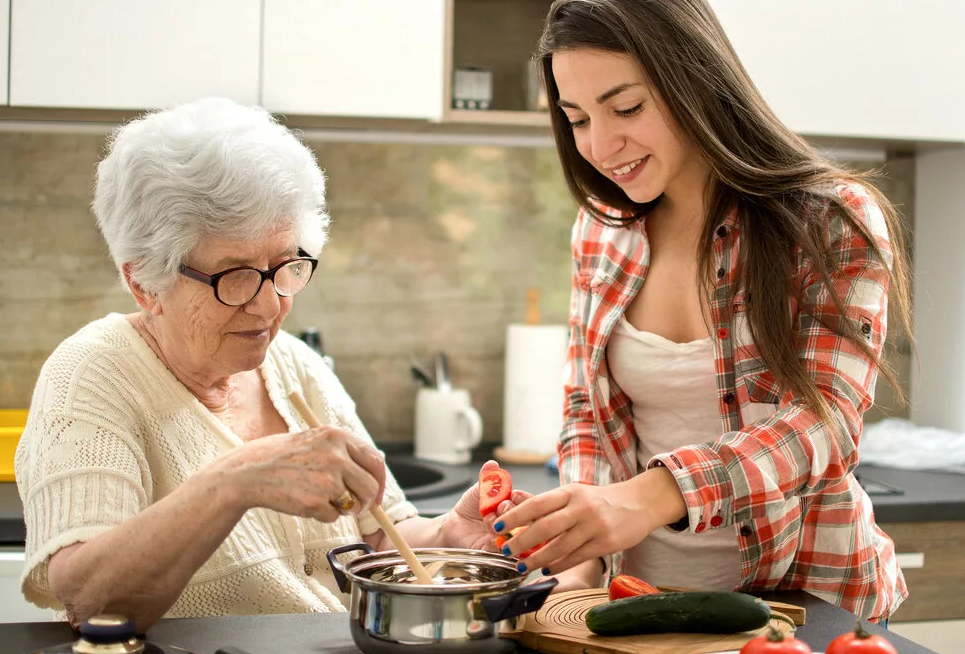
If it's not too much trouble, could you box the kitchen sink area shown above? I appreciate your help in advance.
[383,454,474,501]
[855,471,905,496]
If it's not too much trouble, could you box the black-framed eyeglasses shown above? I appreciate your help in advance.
[179,250,318,307]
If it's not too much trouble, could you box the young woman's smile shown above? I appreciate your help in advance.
[553,48,707,205]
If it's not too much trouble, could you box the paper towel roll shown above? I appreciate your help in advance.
[502,324,569,457]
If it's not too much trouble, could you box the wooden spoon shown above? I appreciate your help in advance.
[288,391,435,585]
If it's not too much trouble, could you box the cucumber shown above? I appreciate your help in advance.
[585,591,772,636]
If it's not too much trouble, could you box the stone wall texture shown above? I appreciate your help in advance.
[0,130,913,444]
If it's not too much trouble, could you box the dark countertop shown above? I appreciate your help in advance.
[0,590,940,654]
[407,461,965,524]
[0,459,952,653]
[2,462,965,545]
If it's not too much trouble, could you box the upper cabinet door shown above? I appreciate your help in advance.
[0,0,8,105]
[262,0,447,120]
[9,0,261,109]
[711,0,965,142]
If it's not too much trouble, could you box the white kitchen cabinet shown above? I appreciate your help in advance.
[0,548,53,623]
[9,0,261,109]
[710,0,965,142]
[262,0,447,120]
[0,0,8,105]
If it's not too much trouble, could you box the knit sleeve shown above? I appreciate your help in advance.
[15,339,150,610]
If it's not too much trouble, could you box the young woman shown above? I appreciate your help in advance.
[495,0,912,622]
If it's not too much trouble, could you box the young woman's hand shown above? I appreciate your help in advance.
[494,466,686,574]
[440,460,532,551]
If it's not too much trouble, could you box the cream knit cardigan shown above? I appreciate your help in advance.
[15,313,418,617]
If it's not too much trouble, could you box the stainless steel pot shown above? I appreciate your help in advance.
[327,543,558,654]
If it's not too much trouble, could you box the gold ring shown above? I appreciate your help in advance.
[333,490,356,513]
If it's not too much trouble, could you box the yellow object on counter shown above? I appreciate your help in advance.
[0,409,28,482]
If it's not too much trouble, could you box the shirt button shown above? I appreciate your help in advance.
[716,267,726,279]
[710,515,723,527]
[723,393,735,404]
[304,563,314,576]
[716,226,728,238]
[739,525,753,537]
[861,323,872,335]
[694,522,707,533]
[717,327,730,339]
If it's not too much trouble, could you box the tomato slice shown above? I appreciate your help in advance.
[493,526,546,558]
[607,574,661,601]
[478,467,512,517]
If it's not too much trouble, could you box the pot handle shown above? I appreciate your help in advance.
[479,577,559,622]
[326,542,376,593]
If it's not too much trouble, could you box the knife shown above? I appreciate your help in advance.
[434,352,451,392]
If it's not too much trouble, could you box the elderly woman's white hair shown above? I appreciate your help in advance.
[92,96,329,294]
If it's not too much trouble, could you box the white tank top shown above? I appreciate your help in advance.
[606,315,742,590]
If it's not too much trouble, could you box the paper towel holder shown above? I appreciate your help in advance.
[525,287,540,325]
[495,288,564,466]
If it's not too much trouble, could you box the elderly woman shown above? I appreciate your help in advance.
[15,97,511,630]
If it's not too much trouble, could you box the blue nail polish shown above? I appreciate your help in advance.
[516,562,527,573]
[501,545,511,556]
[494,521,505,532]
[541,568,551,576]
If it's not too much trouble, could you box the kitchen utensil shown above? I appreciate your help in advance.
[414,386,483,464]
[502,588,801,654]
[327,543,558,654]
[434,352,451,392]
[287,391,435,585]
[410,361,435,387]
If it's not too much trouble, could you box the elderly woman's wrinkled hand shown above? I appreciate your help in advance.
[211,426,387,523]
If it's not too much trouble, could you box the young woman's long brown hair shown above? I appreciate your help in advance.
[538,0,913,427]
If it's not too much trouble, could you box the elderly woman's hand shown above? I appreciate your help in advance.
[209,426,387,523]
[439,460,532,551]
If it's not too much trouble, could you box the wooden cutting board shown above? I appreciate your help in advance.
[501,589,804,654]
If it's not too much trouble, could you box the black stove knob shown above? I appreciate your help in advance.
[73,615,143,653]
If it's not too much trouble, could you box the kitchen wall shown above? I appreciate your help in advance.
[0,130,914,444]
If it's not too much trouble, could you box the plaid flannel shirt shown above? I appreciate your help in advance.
[559,181,907,621]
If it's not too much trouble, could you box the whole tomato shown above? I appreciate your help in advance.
[740,626,812,654]
[826,622,898,654]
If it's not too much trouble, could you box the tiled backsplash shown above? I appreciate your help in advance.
[0,131,913,444]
